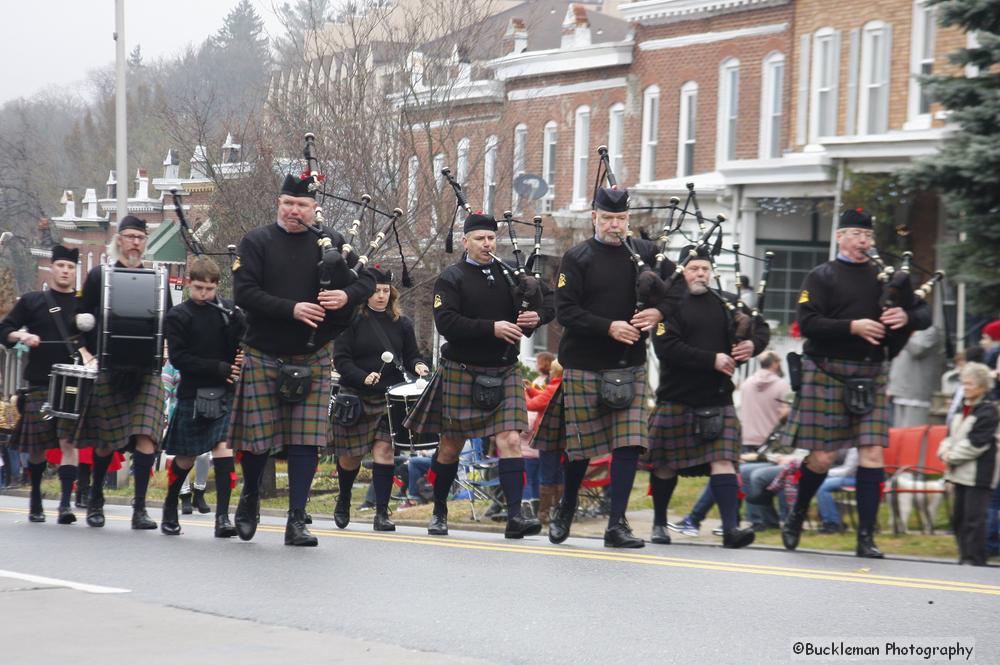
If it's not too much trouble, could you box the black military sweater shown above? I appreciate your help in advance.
[164,299,245,399]
[234,222,375,356]
[334,310,425,397]
[556,237,679,371]
[433,259,519,367]
[797,259,931,362]
[0,289,80,386]
[653,290,769,406]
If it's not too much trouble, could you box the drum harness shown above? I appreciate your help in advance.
[42,290,83,366]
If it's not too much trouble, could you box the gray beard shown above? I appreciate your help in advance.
[688,282,708,295]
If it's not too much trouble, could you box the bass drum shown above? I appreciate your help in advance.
[43,363,98,421]
[98,265,168,374]
[386,379,438,452]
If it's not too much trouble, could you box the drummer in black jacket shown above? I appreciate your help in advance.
[160,256,245,538]
[331,266,429,532]
[0,245,84,524]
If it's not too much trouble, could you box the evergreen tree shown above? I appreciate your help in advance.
[904,0,1000,315]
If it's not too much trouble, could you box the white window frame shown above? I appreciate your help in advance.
[907,2,936,128]
[809,27,840,142]
[858,21,892,135]
[640,85,660,183]
[456,137,470,185]
[512,123,528,212]
[572,106,591,206]
[483,135,498,216]
[431,153,445,230]
[608,103,625,180]
[678,81,698,178]
[717,58,740,164]
[406,155,419,219]
[759,52,785,159]
[542,121,557,212]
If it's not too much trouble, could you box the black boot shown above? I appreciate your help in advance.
[214,513,237,538]
[373,505,395,532]
[505,514,543,539]
[29,493,45,523]
[180,490,193,515]
[651,524,671,545]
[722,527,756,549]
[427,510,448,536]
[161,499,181,535]
[131,499,157,530]
[57,505,76,525]
[856,528,884,559]
[333,493,351,529]
[285,509,318,546]
[86,490,105,528]
[604,517,645,548]
[781,506,807,551]
[234,489,260,541]
[548,498,577,545]
[193,488,211,514]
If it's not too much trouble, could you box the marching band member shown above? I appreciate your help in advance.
[0,245,83,524]
[331,266,429,532]
[160,256,245,537]
[647,245,768,549]
[229,173,375,547]
[404,212,545,539]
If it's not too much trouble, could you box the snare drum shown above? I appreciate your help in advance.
[43,363,98,421]
[99,265,168,373]
[386,380,438,451]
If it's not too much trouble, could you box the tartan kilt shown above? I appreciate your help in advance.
[73,370,166,452]
[646,402,741,477]
[330,393,391,457]
[403,357,527,440]
[228,343,334,454]
[782,356,889,451]
[533,367,648,461]
[8,389,75,454]
[163,395,231,457]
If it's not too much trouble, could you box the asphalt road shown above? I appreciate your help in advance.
[0,496,996,665]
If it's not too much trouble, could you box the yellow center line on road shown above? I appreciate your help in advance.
[6,507,998,596]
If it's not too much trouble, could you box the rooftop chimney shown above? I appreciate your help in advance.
[561,4,591,49]
[162,149,180,179]
[221,133,241,164]
[135,169,150,200]
[106,170,117,199]
[503,18,528,55]
[82,188,99,219]
[191,145,209,179]
[61,190,76,219]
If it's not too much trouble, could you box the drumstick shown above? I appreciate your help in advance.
[377,351,394,378]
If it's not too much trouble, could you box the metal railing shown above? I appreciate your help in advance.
[0,345,26,399]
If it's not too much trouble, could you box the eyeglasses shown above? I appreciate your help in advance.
[120,233,147,243]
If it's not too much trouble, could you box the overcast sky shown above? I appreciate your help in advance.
[0,0,287,104]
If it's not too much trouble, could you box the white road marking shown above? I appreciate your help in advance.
[0,569,131,594]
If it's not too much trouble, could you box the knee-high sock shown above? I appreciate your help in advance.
[286,445,318,512]
[77,462,91,491]
[372,463,395,510]
[710,473,740,531]
[608,446,641,527]
[212,457,236,516]
[132,451,156,507]
[90,453,113,499]
[562,458,590,508]
[792,463,828,514]
[428,457,459,515]
[192,452,211,490]
[336,462,360,503]
[498,458,525,519]
[57,465,78,508]
[165,460,192,507]
[239,452,268,496]
[28,461,46,504]
[650,474,678,526]
[855,466,884,532]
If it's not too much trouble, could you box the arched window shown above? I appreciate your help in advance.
[572,106,591,205]
[717,58,740,163]
[640,85,660,182]
[608,103,625,182]
[678,82,698,177]
[760,52,785,158]
[542,121,557,212]
[406,155,419,218]
[483,135,498,216]
[456,137,470,184]
[512,123,528,212]
[858,20,891,134]
[810,27,840,141]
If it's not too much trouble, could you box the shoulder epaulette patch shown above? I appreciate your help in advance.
[557,273,566,288]
[433,294,442,309]
[798,290,809,304]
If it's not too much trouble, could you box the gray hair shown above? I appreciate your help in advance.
[961,362,996,392]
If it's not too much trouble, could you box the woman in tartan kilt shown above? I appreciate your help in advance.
[159,256,245,538]
[403,212,548,539]
[647,245,769,549]
[0,245,84,525]
[780,209,931,558]
[331,266,429,532]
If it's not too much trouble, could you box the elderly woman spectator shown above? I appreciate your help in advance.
[938,362,999,566]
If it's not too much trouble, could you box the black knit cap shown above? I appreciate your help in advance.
[118,215,147,234]
[678,244,713,264]
[51,244,79,264]
[463,212,497,234]
[280,173,316,200]
[370,265,393,284]
[594,187,629,213]
[838,208,874,230]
